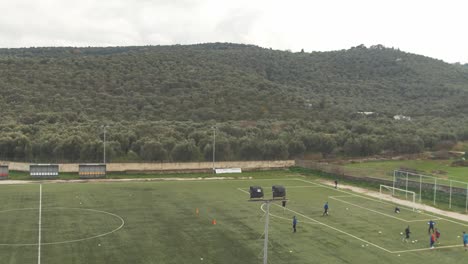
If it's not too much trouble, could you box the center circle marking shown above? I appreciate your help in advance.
[0,207,125,246]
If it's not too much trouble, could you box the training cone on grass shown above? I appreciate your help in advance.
[212,219,217,225]
[196,208,199,216]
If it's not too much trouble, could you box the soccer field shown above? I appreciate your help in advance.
[0,177,467,264]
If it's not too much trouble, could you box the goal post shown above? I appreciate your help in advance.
[380,185,416,211]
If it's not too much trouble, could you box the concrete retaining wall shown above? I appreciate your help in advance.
[0,160,295,173]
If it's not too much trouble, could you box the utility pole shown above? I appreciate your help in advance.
[101,125,109,164]
[212,126,216,172]
[247,186,286,264]
[263,201,270,264]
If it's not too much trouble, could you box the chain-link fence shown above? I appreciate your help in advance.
[393,170,468,212]
[296,160,468,213]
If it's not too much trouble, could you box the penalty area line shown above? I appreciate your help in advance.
[238,184,451,254]
[271,203,393,253]
[259,203,321,225]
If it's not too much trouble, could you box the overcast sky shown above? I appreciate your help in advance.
[0,0,467,63]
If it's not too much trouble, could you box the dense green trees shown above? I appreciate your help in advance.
[0,43,467,162]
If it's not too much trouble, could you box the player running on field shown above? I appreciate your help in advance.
[403,226,411,242]
[428,220,436,234]
[463,231,468,251]
[292,216,297,233]
[323,202,329,216]
[430,233,436,249]
[435,228,441,243]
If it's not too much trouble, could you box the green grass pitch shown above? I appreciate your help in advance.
[0,175,467,264]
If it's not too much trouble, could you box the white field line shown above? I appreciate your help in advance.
[237,187,319,224]
[327,195,354,198]
[38,184,42,264]
[0,207,125,246]
[272,202,462,254]
[329,196,441,223]
[237,188,249,194]
[236,186,322,196]
[237,186,322,193]
[294,178,416,213]
[270,203,393,253]
[283,186,324,188]
[0,177,305,186]
[238,181,460,254]
[392,244,463,253]
[293,178,468,227]
[259,203,319,225]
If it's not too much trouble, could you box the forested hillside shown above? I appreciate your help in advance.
[0,43,467,162]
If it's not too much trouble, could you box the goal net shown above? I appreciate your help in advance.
[379,185,416,211]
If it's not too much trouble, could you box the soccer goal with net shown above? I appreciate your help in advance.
[379,185,416,211]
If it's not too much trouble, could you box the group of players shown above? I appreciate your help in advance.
[291,203,468,251]
[402,219,440,249]
[399,210,468,250]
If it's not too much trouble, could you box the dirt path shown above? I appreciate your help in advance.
[319,180,468,223]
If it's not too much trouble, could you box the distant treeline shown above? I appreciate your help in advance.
[0,118,466,163]
[0,43,467,162]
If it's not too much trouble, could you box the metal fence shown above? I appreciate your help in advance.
[295,160,393,180]
[296,160,468,213]
[393,170,468,212]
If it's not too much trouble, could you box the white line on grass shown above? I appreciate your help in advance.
[237,186,322,193]
[272,201,463,254]
[293,178,468,226]
[237,188,249,194]
[284,186,325,188]
[392,244,463,253]
[37,184,42,264]
[294,179,416,213]
[238,180,461,254]
[0,207,125,246]
[329,196,441,223]
[270,203,393,253]
[259,203,319,225]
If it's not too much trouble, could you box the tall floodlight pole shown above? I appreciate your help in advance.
[248,186,286,264]
[212,126,216,172]
[263,201,271,264]
[101,125,109,164]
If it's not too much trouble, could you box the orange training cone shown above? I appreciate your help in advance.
[212,219,217,225]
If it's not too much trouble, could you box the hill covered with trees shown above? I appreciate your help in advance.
[0,43,467,162]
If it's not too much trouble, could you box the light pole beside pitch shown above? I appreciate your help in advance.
[248,185,287,264]
[101,125,109,164]
[212,125,216,172]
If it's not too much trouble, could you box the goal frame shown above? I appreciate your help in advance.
[379,185,416,211]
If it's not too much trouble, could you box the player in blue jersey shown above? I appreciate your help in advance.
[292,216,297,233]
[428,220,435,234]
[463,231,468,251]
[323,202,329,216]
